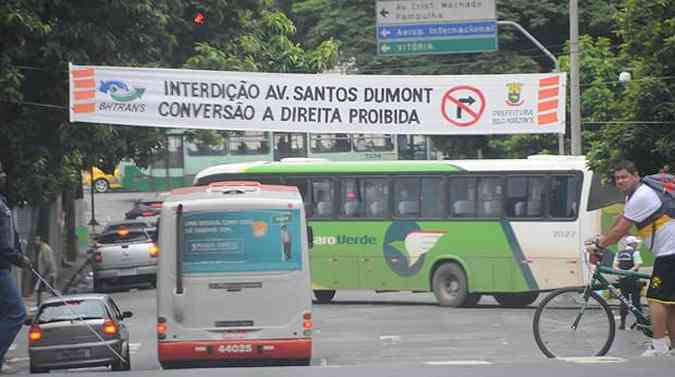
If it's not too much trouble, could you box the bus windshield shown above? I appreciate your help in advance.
[182,209,302,273]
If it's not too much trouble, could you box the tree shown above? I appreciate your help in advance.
[287,0,626,159]
[585,0,675,176]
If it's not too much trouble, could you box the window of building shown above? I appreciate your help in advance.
[353,134,395,153]
[397,135,427,160]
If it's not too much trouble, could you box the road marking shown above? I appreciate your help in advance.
[557,356,626,364]
[9,344,16,351]
[380,335,401,344]
[6,357,29,363]
[129,342,142,353]
[425,361,492,365]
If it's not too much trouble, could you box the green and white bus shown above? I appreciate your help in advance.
[120,131,440,192]
[192,156,624,307]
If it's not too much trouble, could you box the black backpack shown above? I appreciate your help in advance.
[636,173,675,250]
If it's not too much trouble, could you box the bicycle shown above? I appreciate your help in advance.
[532,248,652,358]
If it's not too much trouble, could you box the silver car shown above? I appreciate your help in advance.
[93,227,158,291]
[27,294,132,373]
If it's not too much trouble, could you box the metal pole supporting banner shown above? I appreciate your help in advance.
[569,0,582,155]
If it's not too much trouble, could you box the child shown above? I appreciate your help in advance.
[613,235,643,330]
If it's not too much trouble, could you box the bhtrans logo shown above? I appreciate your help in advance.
[70,67,146,114]
[97,79,147,113]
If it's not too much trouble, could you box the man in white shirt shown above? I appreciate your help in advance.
[588,161,675,356]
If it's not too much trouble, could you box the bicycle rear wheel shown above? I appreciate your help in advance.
[533,287,615,358]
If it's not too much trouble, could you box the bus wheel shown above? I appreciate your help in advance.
[494,292,539,307]
[313,290,336,304]
[94,178,109,193]
[432,263,467,307]
[462,293,482,307]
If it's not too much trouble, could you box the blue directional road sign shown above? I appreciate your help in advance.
[376,0,498,56]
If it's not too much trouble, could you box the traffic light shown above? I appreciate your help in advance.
[193,10,205,25]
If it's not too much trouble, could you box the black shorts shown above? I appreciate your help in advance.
[646,253,675,304]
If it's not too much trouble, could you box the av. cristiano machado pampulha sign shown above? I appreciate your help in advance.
[69,64,566,135]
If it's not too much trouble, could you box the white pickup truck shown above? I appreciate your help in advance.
[92,226,159,292]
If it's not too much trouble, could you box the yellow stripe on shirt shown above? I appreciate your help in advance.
[637,215,672,239]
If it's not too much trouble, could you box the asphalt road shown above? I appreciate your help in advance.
[5,191,672,375]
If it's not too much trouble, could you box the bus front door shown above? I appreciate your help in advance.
[274,132,308,161]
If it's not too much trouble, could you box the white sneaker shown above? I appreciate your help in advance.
[641,346,670,357]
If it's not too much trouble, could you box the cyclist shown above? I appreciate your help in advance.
[613,235,643,330]
[587,161,674,356]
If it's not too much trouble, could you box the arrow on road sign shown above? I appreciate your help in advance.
[380,8,389,18]
[457,96,476,118]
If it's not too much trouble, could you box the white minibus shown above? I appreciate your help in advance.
[156,181,313,368]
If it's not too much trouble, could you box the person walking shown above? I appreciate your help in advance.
[0,161,32,373]
[613,235,643,330]
[32,236,58,307]
[587,160,675,356]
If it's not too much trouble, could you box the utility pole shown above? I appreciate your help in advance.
[569,0,582,155]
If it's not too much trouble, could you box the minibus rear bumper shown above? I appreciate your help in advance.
[158,338,311,364]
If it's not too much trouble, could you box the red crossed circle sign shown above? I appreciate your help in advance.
[441,85,486,127]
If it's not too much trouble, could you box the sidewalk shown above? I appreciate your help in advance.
[22,247,92,317]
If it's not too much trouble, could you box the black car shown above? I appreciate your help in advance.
[124,199,162,219]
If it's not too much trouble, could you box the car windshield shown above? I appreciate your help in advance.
[37,299,107,323]
[98,230,150,244]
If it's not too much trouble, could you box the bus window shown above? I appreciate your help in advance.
[185,140,227,156]
[449,177,477,217]
[506,176,546,218]
[227,131,269,155]
[311,179,336,218]
[364,178,390,218]
[394,178,419,217]
[421,177,444,217]
[340,179,362,217]
[477,177,503,217]
[551,175,581,218]
[310,134,351,153]
[397,135,427,160]
[284,178,312,216]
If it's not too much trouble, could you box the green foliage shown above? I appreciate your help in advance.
[585,0,675,176]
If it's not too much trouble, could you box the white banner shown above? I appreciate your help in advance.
[69,64,566,135]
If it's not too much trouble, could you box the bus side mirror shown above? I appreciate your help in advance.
[307,226,314,249]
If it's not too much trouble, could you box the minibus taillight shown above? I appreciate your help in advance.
[94,251,102,263]
[302,311,312,329]
[157,316,167,339]
[102,320,118,335]
[28,325,43,343]
[149,244,160,258]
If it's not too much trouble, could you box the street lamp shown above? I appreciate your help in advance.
[619,71,632,84]
[88,165,99,228]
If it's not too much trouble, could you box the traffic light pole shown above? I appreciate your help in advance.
[497,20,565,155]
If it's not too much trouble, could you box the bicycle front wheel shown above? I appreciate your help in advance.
[533,287,615,358]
